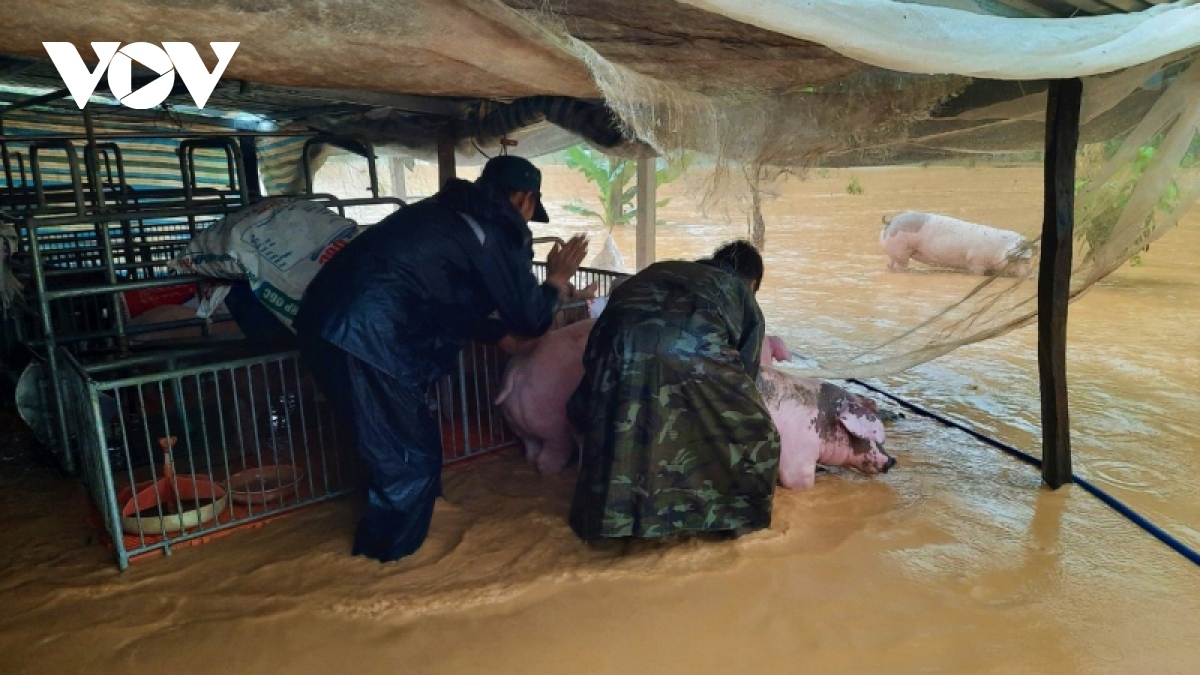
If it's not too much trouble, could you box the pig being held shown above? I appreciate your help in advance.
[494,318,595,474]
[495,321,895,489]
[755,366,894,490]
[880,211,1034,277]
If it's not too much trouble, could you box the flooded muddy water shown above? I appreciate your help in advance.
[1,165,1198,674]
[535,164,1200,550]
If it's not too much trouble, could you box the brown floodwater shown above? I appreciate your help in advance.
[534,164,1200,551]
[1,165,1198,674]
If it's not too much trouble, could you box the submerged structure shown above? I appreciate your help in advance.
[1,0,1198,568]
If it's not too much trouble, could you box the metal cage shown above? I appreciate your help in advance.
[60,347,353,570]
[4,123,629,568]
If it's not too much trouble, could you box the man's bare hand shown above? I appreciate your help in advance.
[498,333,540,355]
[560,281,599,303]
[546,234,589,294]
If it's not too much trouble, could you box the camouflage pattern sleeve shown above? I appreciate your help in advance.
[568,261,781,541]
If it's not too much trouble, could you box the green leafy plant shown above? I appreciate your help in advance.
[846,176,864,195]
[1076,137,1183,263]
[562,145,692,227]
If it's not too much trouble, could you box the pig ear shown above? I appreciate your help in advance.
[768,336,791,362]
[839,404,885,444]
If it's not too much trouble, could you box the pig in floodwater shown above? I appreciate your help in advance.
[496,321,894,489]
[494,319,595,474]
[880,211,1034,277]
[754,366,894,490]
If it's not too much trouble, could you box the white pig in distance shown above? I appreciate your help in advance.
[880,211,1035,277]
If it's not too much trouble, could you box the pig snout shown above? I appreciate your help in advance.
[853,444,894,475]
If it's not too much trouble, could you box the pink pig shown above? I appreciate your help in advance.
[756,336,893,488]
[755,365,894,490]
[880,211,1033,277]
[494,319,595,474]
[496,321,895,489]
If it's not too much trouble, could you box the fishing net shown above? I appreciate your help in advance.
[237,0,1197,380]
[7,0,1195,379]
[507,0,1200,379]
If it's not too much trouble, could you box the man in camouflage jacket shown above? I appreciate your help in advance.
[567,241,781,540]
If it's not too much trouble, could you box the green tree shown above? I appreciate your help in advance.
[562,145,692,227]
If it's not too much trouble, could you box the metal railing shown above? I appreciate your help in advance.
[4,129,403,474]
[61,348,353,570]
[3,119,628,567]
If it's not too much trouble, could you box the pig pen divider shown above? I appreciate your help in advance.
[11,192,403,473]
[59,347,356,570]
[60,264,626,569]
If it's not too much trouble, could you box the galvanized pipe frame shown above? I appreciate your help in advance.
[27,222,76,472]
[15,194,250,473]
[13,190,406,474]
[435,339,517,465]
[55,264,625,568]
[3,129,287,222]
[436,265,628,464]
[28,139,86,215]
[530,262,630,296]
[82,109,132,354]
[20,315,243,350]
[0,131,322,144]
[180,137,249,205]
[59,347,355,570]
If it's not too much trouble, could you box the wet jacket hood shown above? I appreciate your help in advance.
[433,179,532,249]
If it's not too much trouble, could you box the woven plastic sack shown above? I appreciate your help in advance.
[170,199,361,330]
[1,219,20,308]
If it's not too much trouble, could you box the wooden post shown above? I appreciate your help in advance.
[437,128,456,189]
[1038,78,1083,489]
[636,157,656,271]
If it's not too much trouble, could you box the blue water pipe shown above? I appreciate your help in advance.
[847,378,1200,568]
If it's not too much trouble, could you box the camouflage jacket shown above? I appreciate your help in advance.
[567,260,781,540]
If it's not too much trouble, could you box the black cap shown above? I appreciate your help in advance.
[476,155,549,223]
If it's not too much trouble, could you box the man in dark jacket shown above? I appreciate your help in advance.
[294,155,588,562]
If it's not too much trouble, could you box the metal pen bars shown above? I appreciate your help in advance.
[59,265,622,570]
[59,348,353,570]
[2,127,401,474]
[3,121,628,569]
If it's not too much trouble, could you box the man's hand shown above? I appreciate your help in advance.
[545,234,589,296]
[560,281,599,303]
[498,333,540,355]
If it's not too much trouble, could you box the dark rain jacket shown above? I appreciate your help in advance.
[293,179,560,382]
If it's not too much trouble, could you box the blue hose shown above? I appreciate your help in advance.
[848,378,1200,568]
